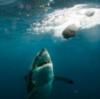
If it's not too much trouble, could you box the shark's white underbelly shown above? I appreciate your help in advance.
[32,64,54,86]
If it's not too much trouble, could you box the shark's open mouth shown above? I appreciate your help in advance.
[37,60,50,67]
[32,48,51,68]
[33,48,51,67]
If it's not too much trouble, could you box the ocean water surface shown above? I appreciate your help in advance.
[0,0,100,99]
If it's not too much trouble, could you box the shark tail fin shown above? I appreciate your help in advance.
[54,76,74,84]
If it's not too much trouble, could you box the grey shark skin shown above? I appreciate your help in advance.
[25,48,74,99]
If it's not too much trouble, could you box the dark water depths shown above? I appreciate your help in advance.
[0,0,100,99]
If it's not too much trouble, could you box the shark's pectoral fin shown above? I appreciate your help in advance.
[24,75,28,82]
[24,71,33,83]
[54,76,74,84]
[24,72,36,93]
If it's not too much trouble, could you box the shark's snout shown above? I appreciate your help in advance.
[38,48,47,56]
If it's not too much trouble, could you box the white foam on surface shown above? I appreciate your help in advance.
[28,4,100,39]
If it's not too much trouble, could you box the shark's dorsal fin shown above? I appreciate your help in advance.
[54,76,74,84]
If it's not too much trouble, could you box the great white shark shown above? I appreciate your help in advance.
[25,48,74,99]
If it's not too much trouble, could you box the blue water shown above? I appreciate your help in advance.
[0,0,100,99]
